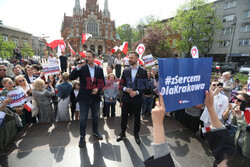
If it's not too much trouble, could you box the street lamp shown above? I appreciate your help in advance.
[226,16,237,63]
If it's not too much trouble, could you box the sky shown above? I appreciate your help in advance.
[0,0,216,42]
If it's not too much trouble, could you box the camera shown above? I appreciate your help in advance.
[246,125,250,132]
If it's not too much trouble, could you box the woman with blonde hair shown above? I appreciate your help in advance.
[32,79,55,123]
[15,75,36,124]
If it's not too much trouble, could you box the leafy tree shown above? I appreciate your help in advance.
[21,43,34,58]
[170,0,221,57]
[133,23,174,58]
[116,24,133,48]
[0,34,15,59]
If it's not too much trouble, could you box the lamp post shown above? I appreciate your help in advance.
[226,16,237,63]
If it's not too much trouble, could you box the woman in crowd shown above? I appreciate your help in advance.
[32,79,55,123]
[142,70,156,116]
[230,93,250,158]
[70,81,80,120]
[68,54,75,73]
[104,73,119,117]
[114,53,123,78]
[234,78,241,91]
[0,77,26,125]
[15,75,36,124]
[47,75,58,118]
[56,72,72,122]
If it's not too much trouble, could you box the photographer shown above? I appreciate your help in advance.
[230,93,250,158]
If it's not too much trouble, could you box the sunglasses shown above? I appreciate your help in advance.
[8,81,13,85]
[0,69,6,71]
[235,97,245,103]
[18,79,25,83]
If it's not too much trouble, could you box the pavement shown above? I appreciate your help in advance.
[0,116,214,167]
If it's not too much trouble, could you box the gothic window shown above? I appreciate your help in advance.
[87,20,98,37]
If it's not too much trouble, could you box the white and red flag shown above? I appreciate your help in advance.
[110,46,119,53]
[46,39,65,50]
[68,43,75,56]
[82,33,92,45]
[119,42,128,55]
[94,58,102,66]
[57,41,66,56]
[79,50,86,58]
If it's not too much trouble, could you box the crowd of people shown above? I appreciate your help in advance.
[0,48,250,166]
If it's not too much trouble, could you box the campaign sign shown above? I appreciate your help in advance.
[158,58,213,112]
[7,89,26,108]
[43,64,60,77]
[142,54,155,67]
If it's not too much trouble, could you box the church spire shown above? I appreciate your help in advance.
[73,0,82,15]
[103,0,110,18]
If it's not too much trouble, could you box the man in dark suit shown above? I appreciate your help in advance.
[69,50,105,148]
[117,52,148,145]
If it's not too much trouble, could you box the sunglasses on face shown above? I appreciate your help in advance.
[0,69,6,71]
[235,97,245,103]
[8,81,13,85]
[18,79,25,83]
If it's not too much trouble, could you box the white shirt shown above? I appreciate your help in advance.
[200,93,229,126]
[48,57,58,65]
[114,58,123,65]
[123,57,129,66]
[87,64,95,82]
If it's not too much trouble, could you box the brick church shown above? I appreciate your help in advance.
[61,0,120,56]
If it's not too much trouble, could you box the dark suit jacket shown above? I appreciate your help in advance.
[69,64,105,102]
[70,89,77,112]
[24,75,39,84]
[120,66,148,104]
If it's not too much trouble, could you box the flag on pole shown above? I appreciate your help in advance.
[110,46,119,53]
[23,102,35,112]
[68,43,75,56]
[139,58,144,65]
[46,40,65,50]
[94,58,102,66]
[82,33,92,45]
[119,42,128,55]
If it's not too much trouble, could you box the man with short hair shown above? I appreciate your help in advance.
[107,52,115,70]
[12,67,21,77]
[24,65,39,84]
[69,50,105,147]
[222,72,234,100]
[0,65,8,89]
[200,80,228,127]
[59,51,68,73]
[117,52,148,145]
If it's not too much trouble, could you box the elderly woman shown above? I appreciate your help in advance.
[56,72,72,122]
[0,77,26,125]
[32,79,55,123]
[15,75,35,124]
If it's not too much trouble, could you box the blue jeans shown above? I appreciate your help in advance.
[79,99,100,138]
[142,96,154,115]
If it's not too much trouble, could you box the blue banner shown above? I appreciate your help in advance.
[158,58,213,112]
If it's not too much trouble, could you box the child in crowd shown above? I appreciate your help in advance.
[70,81,80,120]
[104,73,119,117]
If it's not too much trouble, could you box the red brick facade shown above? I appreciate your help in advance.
[61,0,120,56]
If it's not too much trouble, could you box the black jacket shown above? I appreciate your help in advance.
[24,75,39,84]
[69,64,105,102]
[119,66,148,104]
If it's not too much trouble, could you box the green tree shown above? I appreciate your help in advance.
[170,0,221,57]
[0,34,15,59]
[117,24,133,48]
[21,43,34,58]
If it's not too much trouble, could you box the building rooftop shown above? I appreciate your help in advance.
[0,24,32,35]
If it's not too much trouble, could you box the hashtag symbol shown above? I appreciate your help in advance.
[165,76,171,85]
